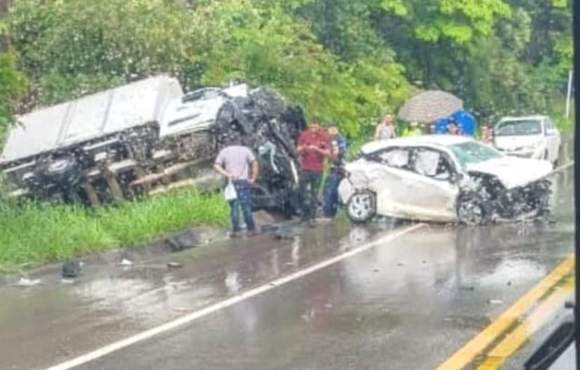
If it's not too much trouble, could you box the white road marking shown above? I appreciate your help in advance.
[45,223,426,370]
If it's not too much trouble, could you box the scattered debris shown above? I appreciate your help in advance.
[167,262,183,269]
[489,299,504,305]
[15,277,41,287]
[172,307,193,313]
[260,224,281,233]
[62,260,82,278]
[167,230,201,252]
[119,259,134,266]
[272,229,298,240]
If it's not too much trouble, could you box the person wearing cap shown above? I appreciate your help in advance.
[374,114,397,141]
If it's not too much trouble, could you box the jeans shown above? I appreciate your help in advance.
[323,170,342,218]
[299,171,321,221]
[229,180,256,232]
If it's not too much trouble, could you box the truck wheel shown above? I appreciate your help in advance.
[457,193,487,226]
[347,190,376,224]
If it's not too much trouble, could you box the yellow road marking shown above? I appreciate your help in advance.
[435,255,574,370]
[476,277,575,370]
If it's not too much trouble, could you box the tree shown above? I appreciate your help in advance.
[0,0,27,138]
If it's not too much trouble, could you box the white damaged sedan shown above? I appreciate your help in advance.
[339,136,554,225]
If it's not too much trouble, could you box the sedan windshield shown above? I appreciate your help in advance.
[495,120,542,136]
[450,141,503,168]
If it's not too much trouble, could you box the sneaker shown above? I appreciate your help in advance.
[229,231,242,239]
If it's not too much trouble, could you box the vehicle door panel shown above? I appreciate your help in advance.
[364,148,419,218]
[402,148,459,222]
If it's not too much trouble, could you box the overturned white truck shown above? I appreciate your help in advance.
[0,76,306,213]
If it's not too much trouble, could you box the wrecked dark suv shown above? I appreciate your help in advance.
[0,76,305,213]
[338,135,554,225]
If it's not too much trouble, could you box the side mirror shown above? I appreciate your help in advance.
[546,129,557,136]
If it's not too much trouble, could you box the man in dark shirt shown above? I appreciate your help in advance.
[297,119,331,226]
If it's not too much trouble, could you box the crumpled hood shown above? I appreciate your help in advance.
[494,135,544,150]
[467,157,553,189]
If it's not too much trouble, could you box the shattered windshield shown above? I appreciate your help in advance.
[495,120,542,136]
[450,142,503,168]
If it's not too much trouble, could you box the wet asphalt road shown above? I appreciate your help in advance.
[0,167,574,370]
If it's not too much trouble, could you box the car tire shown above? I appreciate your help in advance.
[346,190,376,224]
[457,193,488,226]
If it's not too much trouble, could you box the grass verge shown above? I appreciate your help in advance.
[0,189,229,272]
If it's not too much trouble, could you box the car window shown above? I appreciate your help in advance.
[376,148,410,169]
[495,120,542,136]
[412,149,453,181]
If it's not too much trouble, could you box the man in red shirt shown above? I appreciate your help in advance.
[297,119,331,225]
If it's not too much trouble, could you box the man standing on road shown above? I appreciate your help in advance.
[214,135,259,237]
[321,124,348,221]
[297,119,331,226]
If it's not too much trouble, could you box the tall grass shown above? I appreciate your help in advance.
[0,190,228,272]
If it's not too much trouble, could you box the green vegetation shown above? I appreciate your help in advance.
[0,0,573,269]
[0,190,228,272]
[4,0,571,137]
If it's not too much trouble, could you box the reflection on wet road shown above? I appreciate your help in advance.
[0,168,574,370]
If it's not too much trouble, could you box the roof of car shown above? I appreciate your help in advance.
[361,135,472,154]
[497,115,548,123]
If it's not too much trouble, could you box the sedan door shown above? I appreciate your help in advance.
[363,147,421,219]
[396,148,459,222]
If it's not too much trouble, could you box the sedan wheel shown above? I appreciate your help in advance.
[347,191,376,224]
[457,193,487,226]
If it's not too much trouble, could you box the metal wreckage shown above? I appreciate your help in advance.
[0,76,306,214]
